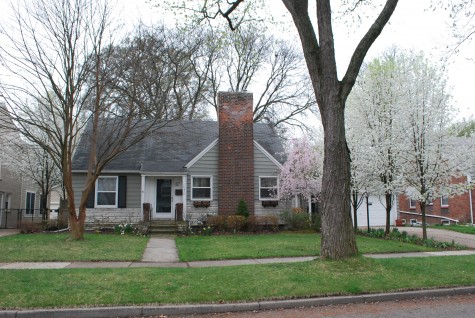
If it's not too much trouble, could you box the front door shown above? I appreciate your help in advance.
[155,179,173,219]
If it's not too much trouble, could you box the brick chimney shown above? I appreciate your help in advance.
[218,92,255,216]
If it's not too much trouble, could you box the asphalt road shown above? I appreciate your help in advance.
[165,294,475,318]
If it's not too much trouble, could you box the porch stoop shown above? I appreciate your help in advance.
[148,220,187,235]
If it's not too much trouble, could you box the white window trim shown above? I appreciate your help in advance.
[95,176,118,208]
[259,176,279,201]
[191,175,213,201]
[441,196,449,208]
[409,198,416,209]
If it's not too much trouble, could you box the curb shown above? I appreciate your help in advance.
[2,286,474,318]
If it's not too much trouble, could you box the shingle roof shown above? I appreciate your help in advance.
[72,120,285,173]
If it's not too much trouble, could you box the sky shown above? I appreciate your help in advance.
[1,0,473,119]
[114,0,474,119]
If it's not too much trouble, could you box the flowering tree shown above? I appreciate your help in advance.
[397,52,472,239]
[347,49,406,235]
[279,137,322,207]
[348,49,472,239]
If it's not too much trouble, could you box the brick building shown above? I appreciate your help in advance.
[398,175,474,225]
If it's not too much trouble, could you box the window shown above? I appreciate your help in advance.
[441,195,449,207]
[259,177,278,200]
[191,176,212,200]
[26,191,35,214]
[409,198,416,209]
[96,176,118,207]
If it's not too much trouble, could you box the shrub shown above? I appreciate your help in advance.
[226,215,247,233]
[281,209,311,230]
[236,199,249,218]
[357,227,464,250]
[247,215,279,232]
[206,215,227,232]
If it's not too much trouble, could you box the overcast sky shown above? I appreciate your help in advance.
[1,0,473,119]
[116,0,474,119]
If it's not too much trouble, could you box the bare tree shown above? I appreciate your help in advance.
[0,0,166,239]
[207,25,317,132]
[160,0,399,259]
[104,25,215,121]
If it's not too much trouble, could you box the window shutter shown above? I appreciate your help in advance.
[86,184,95,208]
[118,176,127,208]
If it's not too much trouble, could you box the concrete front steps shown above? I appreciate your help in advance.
[148,220,187,235]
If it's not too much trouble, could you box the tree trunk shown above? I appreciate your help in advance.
[352,190,358,231]
[58,199,69,229]
[385,192,392,235]
[421,202,427,240]
[320,96,358,259]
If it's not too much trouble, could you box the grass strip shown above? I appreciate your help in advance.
[176,233,437,261]
[0,233,148,262]
[1,255,474,309]
[434,225,475,235]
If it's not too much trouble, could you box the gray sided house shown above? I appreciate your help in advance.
[0,102,41,228]
[71,92,290,226]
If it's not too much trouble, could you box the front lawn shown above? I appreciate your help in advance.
[0,233,148,262]
[1,255,474,309]
[176,232,437,262]
[436,225,475,235]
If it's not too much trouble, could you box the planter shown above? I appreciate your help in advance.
[262,200,278,207]
[193,201,210,208]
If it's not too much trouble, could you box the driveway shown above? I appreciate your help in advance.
[396,226,475,249]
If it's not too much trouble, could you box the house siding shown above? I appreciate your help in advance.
[254,144,287,217]
[72,173,142,225]
[186,143,219,224]
[185,142,287,224]
[0,168,22,210]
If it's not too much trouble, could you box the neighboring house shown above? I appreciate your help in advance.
[71,92,291,226]
[398,175,475,225]
[0,102,41,228]
[352,195,398,228]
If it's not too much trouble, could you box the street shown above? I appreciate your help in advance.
[160,294,475,318]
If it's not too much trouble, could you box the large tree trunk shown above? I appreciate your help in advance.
[320,95,358,259]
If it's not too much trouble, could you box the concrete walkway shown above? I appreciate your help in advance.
[142,236,179,262]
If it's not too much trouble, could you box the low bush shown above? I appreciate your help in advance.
[206,215,227,231]
[247,215,279,232]
[226,215,247,233]
[358,227,464,249]
[281,208,312,230]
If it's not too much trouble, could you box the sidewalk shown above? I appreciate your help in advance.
[1,235,475,269]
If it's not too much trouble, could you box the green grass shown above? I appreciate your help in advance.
[1,256,474,309]
[0,233,148,262]
[435,224,475,235]
[176,232,437,261]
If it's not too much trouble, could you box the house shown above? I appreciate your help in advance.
[398,175,475,225]
[0,103,41,229]
[71,92,291,226]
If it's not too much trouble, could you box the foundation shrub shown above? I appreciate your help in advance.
[281,208,311,230]
[225,215,247,233]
